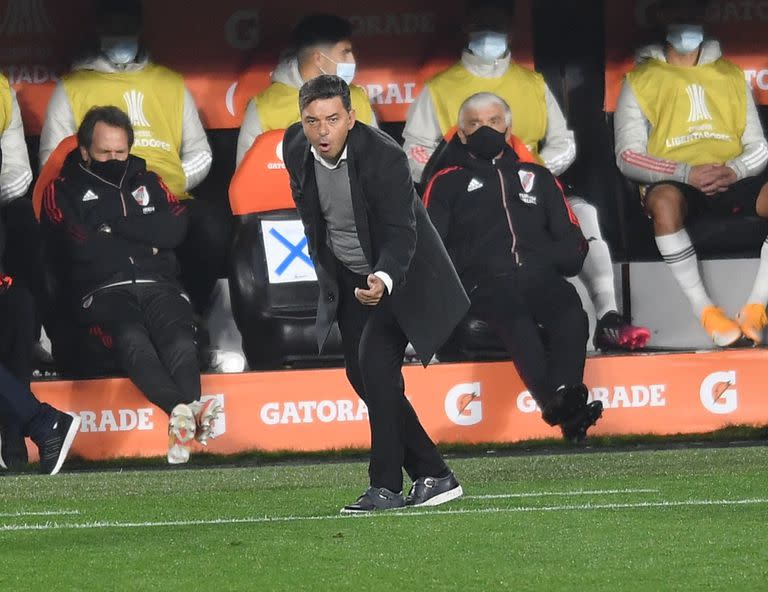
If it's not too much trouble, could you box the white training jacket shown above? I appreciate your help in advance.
[0,89,33,205]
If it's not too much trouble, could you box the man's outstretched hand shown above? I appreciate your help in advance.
[355,274,386,306]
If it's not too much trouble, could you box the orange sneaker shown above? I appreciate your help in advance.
[737,303,768,344]
[701,306,742,347]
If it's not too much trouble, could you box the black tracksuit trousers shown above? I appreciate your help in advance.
[176,198,232,315]
[0,283,54,458]
[80,282,200,415]
[470,269,588,412]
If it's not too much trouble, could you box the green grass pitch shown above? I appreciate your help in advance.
[1,446,766,591]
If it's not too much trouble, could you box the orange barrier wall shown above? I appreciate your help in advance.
[0,0,533,132]
[24,349,768,461]
[605,0,768,111]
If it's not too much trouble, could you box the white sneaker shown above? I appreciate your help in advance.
[188,398,222,446]
[208,349,246,373]
[167,404,196,464]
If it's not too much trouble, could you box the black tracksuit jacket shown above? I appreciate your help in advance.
[423,137,588,292]
[40,151,188,302]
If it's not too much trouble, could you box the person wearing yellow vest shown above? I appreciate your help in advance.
[0,75,32,206]
[615,4,768,346]
[406,0,650,352]
[38,0,236,368]
[235,13,377,168]
[0,73,35,284]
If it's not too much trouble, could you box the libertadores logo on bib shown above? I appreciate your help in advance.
[686,84,713,123]
[123,90,151,128]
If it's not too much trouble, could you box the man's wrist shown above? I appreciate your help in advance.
[373,271,393,294]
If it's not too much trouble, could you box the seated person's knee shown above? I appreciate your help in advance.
[645,184,686,222]
[112,323,150,354]
[755,182,768,218]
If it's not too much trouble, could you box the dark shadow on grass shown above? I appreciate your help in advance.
[4,424,766,475]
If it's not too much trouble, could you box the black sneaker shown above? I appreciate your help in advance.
[560,401,603,443]
[36,412,81,475]
[405,472,463,507]
[340,487,405,514]
[541,384,589,427]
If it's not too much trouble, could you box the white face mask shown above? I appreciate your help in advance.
[468,31,508,61]
[666,25,704,54]
[101,36,139,65]
[320,52,356,84]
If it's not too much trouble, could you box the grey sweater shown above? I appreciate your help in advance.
[313,156,370,275]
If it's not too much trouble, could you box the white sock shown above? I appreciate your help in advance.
[746,239,768,305]
[569,198,617,318]
[655,229,712,318]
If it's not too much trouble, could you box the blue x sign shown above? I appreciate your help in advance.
[269,227,314,275]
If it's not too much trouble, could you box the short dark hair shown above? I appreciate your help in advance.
[94,0,143,33]
[652,0,712,26]
[466,0,515,29]
[292,14,352,53]
[299,75,352,114]
[77,106,134,150]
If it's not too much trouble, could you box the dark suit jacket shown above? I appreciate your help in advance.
[283,121,470,366]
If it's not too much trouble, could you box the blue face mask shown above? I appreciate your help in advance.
[666,25,704,54]
[101,36,139,65]
[320,53,357,84]
[468,31,508,61]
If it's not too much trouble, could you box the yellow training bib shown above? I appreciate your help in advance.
[426,61,548,161]
[255,82,374,132]
[63,63,188,197]
[627,58,746,165]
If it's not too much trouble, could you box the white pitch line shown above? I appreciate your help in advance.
[1,498,766,533]
[0,510,80,518]
[466,488,659,500]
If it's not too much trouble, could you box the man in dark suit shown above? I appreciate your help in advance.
[283,75,470,513]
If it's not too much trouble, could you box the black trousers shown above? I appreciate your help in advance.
[336,263,447,492]
[79,283,200,415]
[0,363,54,445]
[0,282,35,383]
[2,199,46,339]
[0,283,51,450]
[176,198,233,315]
[471,269,588,412]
